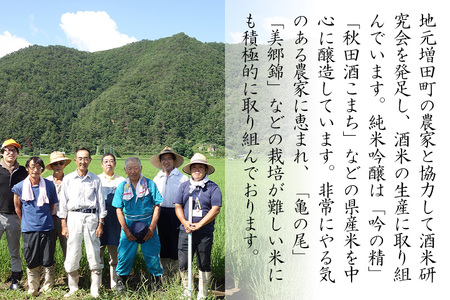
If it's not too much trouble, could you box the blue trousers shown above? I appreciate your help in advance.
[116,218,163,276]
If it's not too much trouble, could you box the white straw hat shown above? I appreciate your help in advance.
[182,153,215,175]
[150,146,184,169]
[45,151,72,170]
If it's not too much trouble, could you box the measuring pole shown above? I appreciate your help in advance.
[188,196,193,296]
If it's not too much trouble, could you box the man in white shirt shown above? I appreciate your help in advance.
[151,147,188,276]
[58,147,106,298]
[98,153,124,289]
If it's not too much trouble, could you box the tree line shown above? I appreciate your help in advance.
[0,33,224,157]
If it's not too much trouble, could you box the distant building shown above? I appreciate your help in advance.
[198,144,217,156]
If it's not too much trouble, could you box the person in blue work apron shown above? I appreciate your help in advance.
[112,156,164,293]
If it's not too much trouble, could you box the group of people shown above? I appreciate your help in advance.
[0,138,222,299]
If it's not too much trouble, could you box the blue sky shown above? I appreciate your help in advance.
[0,0,224,57]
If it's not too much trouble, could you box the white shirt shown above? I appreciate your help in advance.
[57,170,106,219]
[153,168,188,208]
[98,173,125,188]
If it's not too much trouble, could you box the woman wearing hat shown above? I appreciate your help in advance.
[45,151,71,260]
[174,153,222,299]
[151,147,188,276]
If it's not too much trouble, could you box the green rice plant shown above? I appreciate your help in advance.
[0,235,14,283]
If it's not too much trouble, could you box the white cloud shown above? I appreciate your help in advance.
[0,31,31,58]
[29,14,39,34]
[60,11,137,52]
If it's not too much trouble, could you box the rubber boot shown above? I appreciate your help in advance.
[64,270,79,297]
[115,275,128,294]
[90,269,102,298]
[10,271,23,290]
[157,274,165,286]
[27,267,41,296]
[180,271,193,298]
[171,259,180,276]
[42,265,55,292]
[110,265,118,289]
[197,271,211,300]
[163,258,179,277]
[161,258,171,277]
[150,274,165,287]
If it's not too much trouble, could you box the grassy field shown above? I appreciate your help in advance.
[0,154,225,299]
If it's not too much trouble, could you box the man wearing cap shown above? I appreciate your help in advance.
[45,151,72,260]
[58,147,106,298]
[98,153,125,289]
[0,139,28,290]
[112,157,164,293]
[151,147,188,276]
[174,153,222,299]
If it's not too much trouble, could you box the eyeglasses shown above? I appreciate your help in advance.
[3,148,17,154]
[76,158,90,162]
[52,161,66,166]
[28,166,43,171]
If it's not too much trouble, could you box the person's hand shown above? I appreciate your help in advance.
[183,221,196,234]
[96,223,104,238]
[143,227,155,241]
[62,226,69,238]
[190,222,203,231]
[124,227,137,241]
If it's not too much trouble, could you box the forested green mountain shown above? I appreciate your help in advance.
[0,33,224,156]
